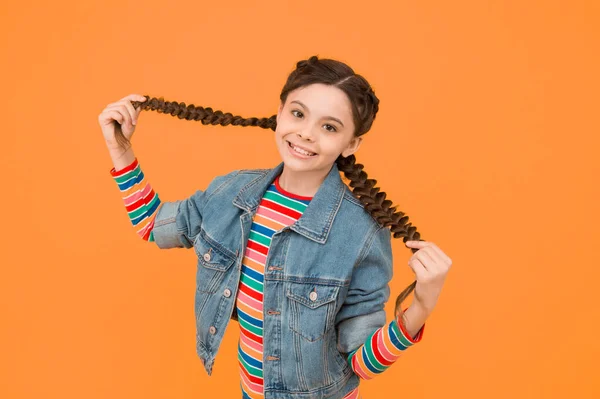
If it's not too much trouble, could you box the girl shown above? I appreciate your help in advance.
[99,55,452,399]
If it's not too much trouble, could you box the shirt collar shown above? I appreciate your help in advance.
[233,162,346,244]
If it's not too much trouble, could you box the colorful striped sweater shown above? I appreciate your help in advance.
[110,158,425,398]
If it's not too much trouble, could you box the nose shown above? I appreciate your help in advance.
[297,129,315,142]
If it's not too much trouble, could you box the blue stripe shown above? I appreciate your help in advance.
[388,322,408,350]
[251,222,275,238]
[118,169,144,191]
[361,345,381,374]
[239,342,263,368]
[237,307,263,328]
[241,264,264,283]
[130,194,161,226]
[242,388,253,399]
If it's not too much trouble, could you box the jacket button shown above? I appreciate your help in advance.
[209,326,216,335]
[203,252,211,262]
[309,291,318,301]
[223,288,231,297]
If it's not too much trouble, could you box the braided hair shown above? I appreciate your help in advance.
[116,55,423,320]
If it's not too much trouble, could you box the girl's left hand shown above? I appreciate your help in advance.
[403,240,453,314]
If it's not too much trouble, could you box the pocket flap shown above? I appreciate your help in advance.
[286,282,339,309]
[194,232,237,271]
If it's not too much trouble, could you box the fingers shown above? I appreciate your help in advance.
[417,247,446,271]
[120,93,146,103]
[104,109,125,126]
[406,240,452,265]
[412,250,436,271]
[105,104,131,127]
[407,258,427,281]
[122,100,137,126]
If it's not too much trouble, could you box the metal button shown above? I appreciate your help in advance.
[209,326,216,335]
[309,291,318,301]
[223,288,231,297]
[203,252,211,262]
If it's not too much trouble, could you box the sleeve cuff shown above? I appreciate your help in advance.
[110,157,139,177]
[394,307,425,345]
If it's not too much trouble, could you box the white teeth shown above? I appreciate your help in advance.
[289,142,315,156]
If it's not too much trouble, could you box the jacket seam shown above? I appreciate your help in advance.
[204,170,241,203]
[352,223,384,269]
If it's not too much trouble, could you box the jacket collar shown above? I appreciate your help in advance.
[232,162,346,244]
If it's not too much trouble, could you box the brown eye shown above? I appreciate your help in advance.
[324,124,337,132]
[291,110,303,118]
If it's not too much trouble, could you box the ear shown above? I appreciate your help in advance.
[341,136,363,158]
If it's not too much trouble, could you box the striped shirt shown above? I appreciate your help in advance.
[110,158,425,399]
[236,175,312,398]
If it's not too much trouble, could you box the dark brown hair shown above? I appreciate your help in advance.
[116,55,423,322]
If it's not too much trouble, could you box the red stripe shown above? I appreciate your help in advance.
[141,218,155,240]
[238,359,263,384]
[370,329,394,366]
[240,325,263,344]
[239,282,263,302]
[260,199,302,219]
[125,188,155,212]
[247,239,269,256]
[110,158,139,176]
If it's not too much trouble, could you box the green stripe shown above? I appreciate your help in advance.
[128,193,159,220]
[240,274,263,292]
[363,331,385,371]
[238,317,263,336]
[249,230,271,247]
[347,348,358,368]
[263,191,307,212]
[113,165,141,184]
[391,320,413,348]
[238,352,263,378]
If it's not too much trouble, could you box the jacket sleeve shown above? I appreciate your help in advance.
[110,157,237,249]
[334,224,425,378]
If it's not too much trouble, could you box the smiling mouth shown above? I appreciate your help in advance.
[287,141,317,156]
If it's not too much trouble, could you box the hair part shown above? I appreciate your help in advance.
[116,55,423,323]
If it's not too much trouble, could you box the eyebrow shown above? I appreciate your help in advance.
[290,100,345,128]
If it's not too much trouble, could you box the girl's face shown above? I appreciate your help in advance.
[275,83,362,175]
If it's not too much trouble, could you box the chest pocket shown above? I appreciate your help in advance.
[194,231,237,293]
[286,281,340,342]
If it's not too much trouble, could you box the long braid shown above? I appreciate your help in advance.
[125,94,422,321]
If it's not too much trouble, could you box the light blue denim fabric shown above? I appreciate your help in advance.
[152,161,393,399]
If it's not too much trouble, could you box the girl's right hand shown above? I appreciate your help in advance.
[98,94,147,150]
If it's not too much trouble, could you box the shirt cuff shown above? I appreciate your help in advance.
[394,306,425,346]
[109,157,139,177]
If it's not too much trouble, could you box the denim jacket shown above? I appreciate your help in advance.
[152,161,395,398]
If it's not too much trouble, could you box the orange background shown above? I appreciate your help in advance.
[1,1,598,398]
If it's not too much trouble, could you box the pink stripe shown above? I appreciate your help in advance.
[352,352,370,380]
[240,282,263,301]
[240,369,263,393]
[135,215,154,237]
[123,182,152,206]
[386,326,405,356]
[237,290,263,311]
[257,206,295,226]
[240,332,263,353]
[342,387,360,399]
[375,327,397,362]
[245,248,266,264]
